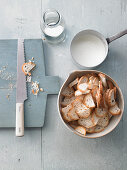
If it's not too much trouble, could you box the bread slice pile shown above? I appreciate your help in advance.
[60,73,121,136]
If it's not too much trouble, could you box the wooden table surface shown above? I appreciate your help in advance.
[0,0,127,170]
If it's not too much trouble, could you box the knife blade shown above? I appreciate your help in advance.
[16,39,27,137]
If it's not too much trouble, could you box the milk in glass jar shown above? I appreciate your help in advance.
[40,9,65,43]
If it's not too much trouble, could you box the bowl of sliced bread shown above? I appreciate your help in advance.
[58,70,124,138]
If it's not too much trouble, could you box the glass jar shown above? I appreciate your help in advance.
[40,9,65,44]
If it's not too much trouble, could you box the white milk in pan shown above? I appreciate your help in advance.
[72,34,107,67]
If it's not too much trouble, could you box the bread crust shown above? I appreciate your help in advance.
[95,108,107,118]
[108,89,116,107]
[94,125,104,133]
[61,87,74,97]
[109,103,121,115]
[107,80,114,89]
[75,126,86,135]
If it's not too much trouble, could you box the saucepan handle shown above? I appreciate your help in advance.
[106,29,127,44]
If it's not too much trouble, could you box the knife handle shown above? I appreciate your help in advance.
[16,103,24,137]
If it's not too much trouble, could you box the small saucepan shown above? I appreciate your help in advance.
[70,29,127,68]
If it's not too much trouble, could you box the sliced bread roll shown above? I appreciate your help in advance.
[108,112,113,119]
[77,83,88,92]
[79,76,88,84]
[68,107,79,121]
[92,112,100,125]
[61,96,76,107]
[105,89,110,104]
[86,126,95,133]
[83,93,95,108]
[69,121,79,129]
[61,87,74,97]
[78,115,95,128]
[108,89,116,107]
[69,78,79,88]
[96,90,102,108]
[109,103,121,115]
[75,89,90,96]
[98,73,107,88]
[95,108,107,117]
[102,92,108,109]
[97,113,109,127]
[75,90,83,96]
[93,77,99,86]
[91,86,99,102]
[114,87,117,99]
[107,80,114,89]
[73,84,77,91]
[61,104,72,122]
[61,104,72,114]
[72,99,91,118]
[94,125,104,133]
[99,80,103,94]
[75,126,86,135]
[88,76,97,89]
[77,95,84,101]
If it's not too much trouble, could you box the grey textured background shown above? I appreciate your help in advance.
[0,0,127,170]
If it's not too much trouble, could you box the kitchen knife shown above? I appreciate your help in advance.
[16,39,27,137]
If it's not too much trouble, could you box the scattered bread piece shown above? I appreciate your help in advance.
[86,126,95,133]
[31,81,39,96]
[95,108,107,117]
[40,88,44,92]
[75,126,86,135]
[22,62,36,76]
[97,113,109,127]
[61,87,74,97]
[108,89,116,107]
[69,78,79,88]
[83,93,95,108]
[98,73,107,88]
[68,107,79,121]
[94,125,104,133]
[107,80,114,89]
[109,103,121,115]
[61,96,76,107]
[78,115,95,128]
[27,76,32,82]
